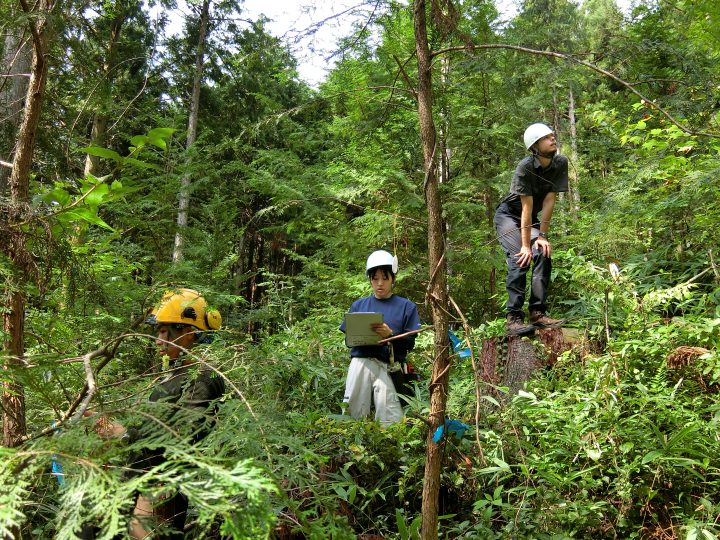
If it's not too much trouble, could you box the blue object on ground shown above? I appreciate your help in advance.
[448,331,471,358]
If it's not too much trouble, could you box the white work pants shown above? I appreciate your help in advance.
[343,357,403,426]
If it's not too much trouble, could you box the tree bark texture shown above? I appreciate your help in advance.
[2,0,53,448]
[173,0,211,263]
[413,1,451,538]
[567,88,580,215]
[0,24,31,194]
[478,329,577,402]
[503,337,543,398]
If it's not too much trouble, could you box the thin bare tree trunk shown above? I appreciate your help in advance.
[84,110,109,177]
[413,1,451,538]
[173,0,210,262]
[0,25,32,193]
[3,0,53,449]
[567,88,580,215]
[482,188,497,317]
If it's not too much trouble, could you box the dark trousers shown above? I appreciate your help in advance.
[494,203,551,318]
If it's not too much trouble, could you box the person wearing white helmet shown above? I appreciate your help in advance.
[340,250,421,425]
[494,123,568,336]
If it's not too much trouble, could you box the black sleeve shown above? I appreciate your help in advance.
[127,370,224,446]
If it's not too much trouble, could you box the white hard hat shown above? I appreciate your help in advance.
[523,123,554,150]
[366,250,398,275]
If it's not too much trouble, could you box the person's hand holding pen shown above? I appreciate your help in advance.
[371,323,393,339]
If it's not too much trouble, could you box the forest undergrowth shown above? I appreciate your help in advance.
[1,251,719,540]
[3,0,720,537]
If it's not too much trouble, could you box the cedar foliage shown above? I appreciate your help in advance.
[1,0,720,538]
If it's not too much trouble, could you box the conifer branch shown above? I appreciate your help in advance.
[20,338,121,443]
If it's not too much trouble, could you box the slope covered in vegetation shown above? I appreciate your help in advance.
[1,0,719,538]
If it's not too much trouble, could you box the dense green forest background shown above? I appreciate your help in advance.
[1,0,720,538]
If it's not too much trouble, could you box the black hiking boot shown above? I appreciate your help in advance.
[506,314,536,337]
[529,311,565,329]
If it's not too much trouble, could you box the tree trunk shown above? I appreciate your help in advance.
[413,1,451,538]
[2,0,53,449]
[173,0,210,263]
[503,337,543,398]
[482,188,497,318]
[84,5,127,177]
[479,329,574,402]
[567,88,580,216]
[84,115,108,176]
[0,25,31,194]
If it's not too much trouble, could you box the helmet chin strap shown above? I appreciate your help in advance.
[535,149,556,160]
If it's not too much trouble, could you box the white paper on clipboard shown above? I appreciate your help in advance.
[344,312,384,347]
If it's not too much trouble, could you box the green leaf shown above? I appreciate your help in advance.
[516,390,536,400]
[147,128,176,150]
[82,184,110,207]
[396,508,408,539]
[130,135,148,148]
[44,187,71,206]
[62,208,114,231]
[124,157,161,171]
[641,450,663,464]
[79,146,123,161]
[347,484,357,504]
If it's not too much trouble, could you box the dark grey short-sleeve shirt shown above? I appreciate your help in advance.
[499,154,569,222]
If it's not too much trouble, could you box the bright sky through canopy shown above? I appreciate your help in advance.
[241,0,634,87]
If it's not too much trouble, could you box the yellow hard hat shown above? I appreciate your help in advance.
[146,288,221,331]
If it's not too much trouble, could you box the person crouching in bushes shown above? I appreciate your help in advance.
[81,288,225,539]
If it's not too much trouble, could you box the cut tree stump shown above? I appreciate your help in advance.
[479,328,584,402]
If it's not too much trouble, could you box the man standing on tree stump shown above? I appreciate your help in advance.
[494,123,568,336]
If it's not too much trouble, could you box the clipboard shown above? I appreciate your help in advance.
[343,312,384,347]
